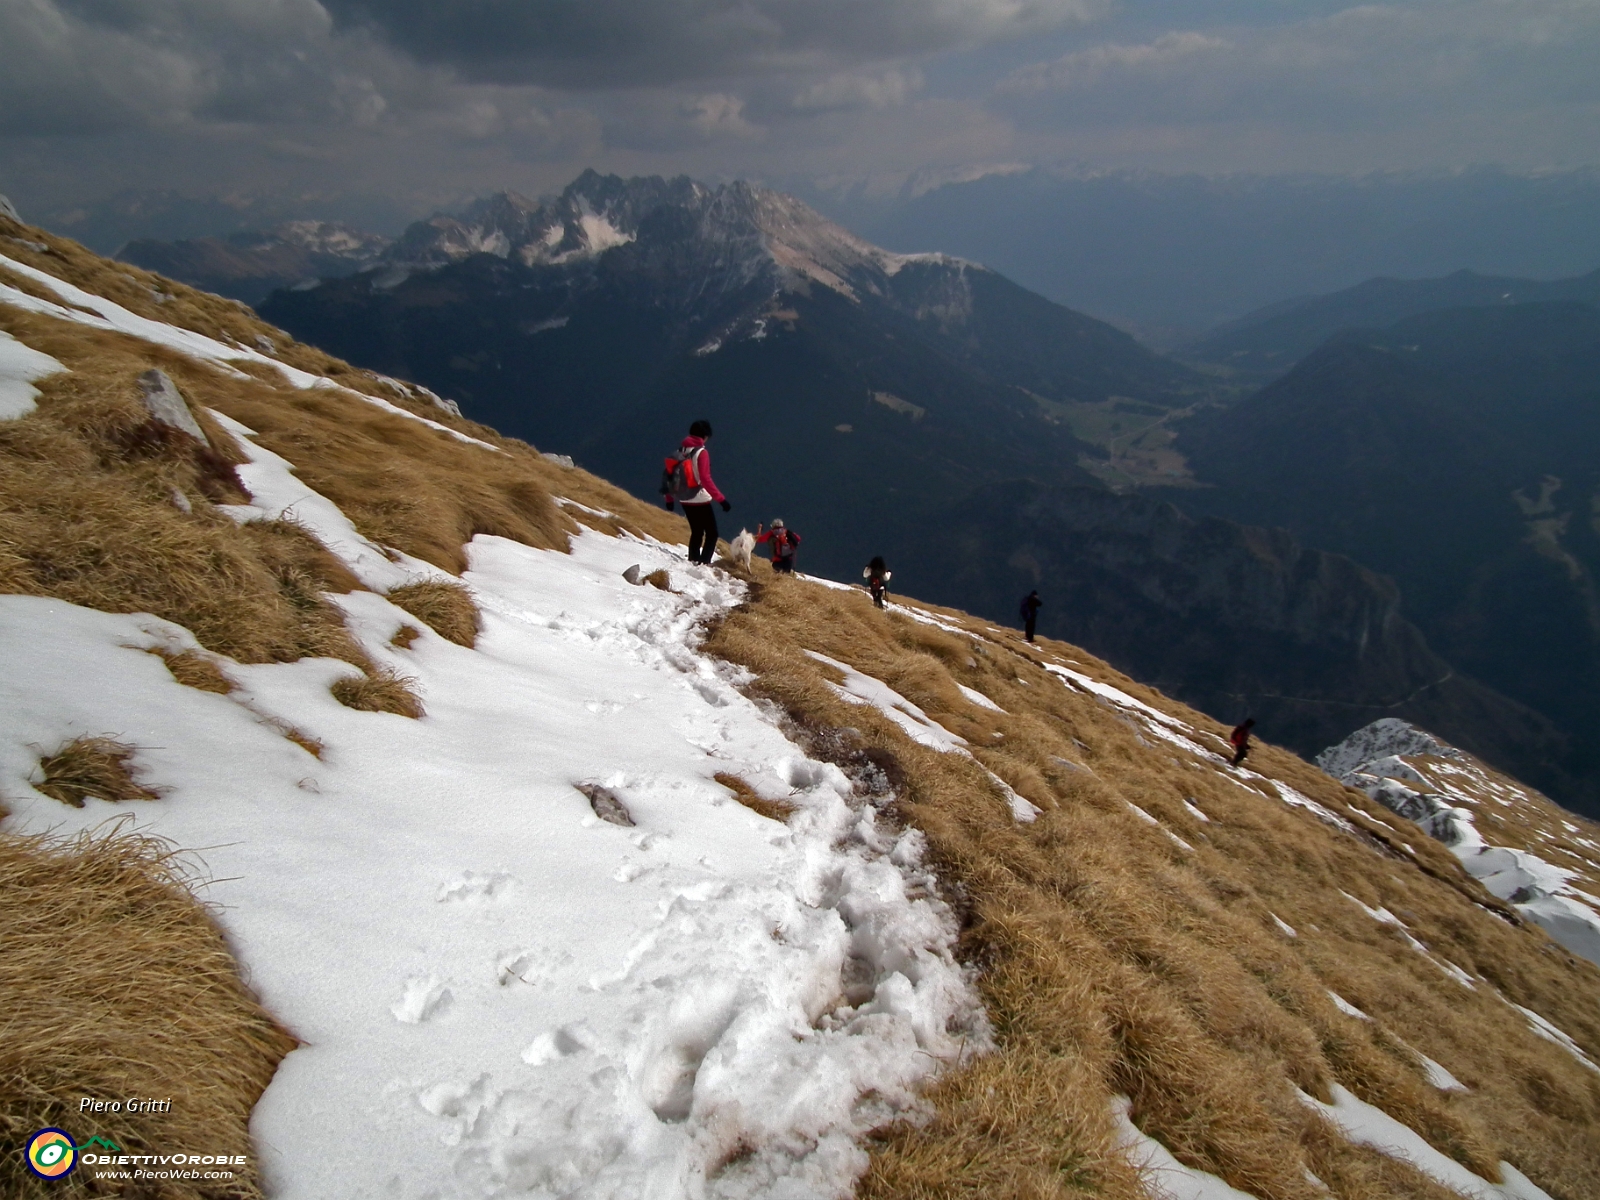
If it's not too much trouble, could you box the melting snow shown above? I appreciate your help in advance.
[0,327,64,420]
[0,251,494,450]
[957,683,1004,713]
[1111,1096,1261,1200]
[805,650,968,755]
[2,517,989,1198]
[1508,1002,1600,1073]
[1327,991,1370,1020]
[1270,914,1298,938]
[1300,1084,1552,1199]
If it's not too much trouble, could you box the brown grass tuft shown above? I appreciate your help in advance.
[386,580,480,646]
[31,737,162,808]
[645,568,672,591]
[0,825,295,1198]
[390,623,423,650]
[331,667,425,718]
[151,648,234,694]
[715,772,797,823]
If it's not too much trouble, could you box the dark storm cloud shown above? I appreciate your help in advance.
[321,0,1106,87]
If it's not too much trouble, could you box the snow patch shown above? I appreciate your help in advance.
[957,683,1004,712]
[1,513,988,1197]
[1300,1084,1552,1199]
[805,650,968,754]
[0,328,65,420]
[1111,1096,1261,1199]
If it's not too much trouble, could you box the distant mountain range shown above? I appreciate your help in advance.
[119,221,391,306]
[257,170,1207,511]
[1182,267,1600,383]
[801,165,1600,347]
[1172,301,1600,810]
[118,171,1597,816]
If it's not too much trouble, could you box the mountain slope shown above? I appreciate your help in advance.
[244,173,1591,820]
[3,212,1600,1200]
[1183,267,1600,382]
[1174,303,1600,814]
[256,171,1204,501]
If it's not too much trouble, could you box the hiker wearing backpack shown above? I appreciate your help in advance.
[864,556,891,608]
[1229,718,1256,768]
[660,419,730,566]
[1020,590,1042,642]
[756,519,801,574]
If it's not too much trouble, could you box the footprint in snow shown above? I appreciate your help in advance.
[392,975,453,1024]
[437,871,518,902]
[521,1023,594,1065]
[496,946,571,986]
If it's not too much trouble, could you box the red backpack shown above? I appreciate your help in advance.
[660,446,704,502]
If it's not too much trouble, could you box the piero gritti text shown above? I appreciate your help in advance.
[80,1095,173,1115]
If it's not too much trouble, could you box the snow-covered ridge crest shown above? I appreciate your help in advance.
[1321,719,1600,969]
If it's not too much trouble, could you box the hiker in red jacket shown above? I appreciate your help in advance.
[1229,718,1256,768]
[756,519,801,574]
[661,419,730,565]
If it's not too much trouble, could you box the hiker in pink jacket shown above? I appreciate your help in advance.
[661,419,730,565]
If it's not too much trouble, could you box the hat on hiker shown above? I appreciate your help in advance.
[770,518,784,528]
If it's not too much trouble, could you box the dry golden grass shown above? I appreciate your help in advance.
[715,771,797,823]
[386,580,480,646]
[707,579,1600,1200]
[645,568,672,590]
[390,623,424,650]
[331,667,425,718]
[31,737,162,808]
[0,826,295,1199]
[150,648,235,694]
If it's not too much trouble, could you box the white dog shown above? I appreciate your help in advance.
[727,528,756,571]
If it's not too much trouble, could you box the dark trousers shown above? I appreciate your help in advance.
[772,556,795,574]
[1231,744,1249,768]
[684,502,719,564]
[1024,617,1037,642]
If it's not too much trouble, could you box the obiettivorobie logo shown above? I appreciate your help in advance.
[23,1127,248,1183]
[25,1129,121,1180]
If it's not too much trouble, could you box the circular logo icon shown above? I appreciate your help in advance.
[26,1128,78,1179]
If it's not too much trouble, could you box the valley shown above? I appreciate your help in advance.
[111,173,1600,820]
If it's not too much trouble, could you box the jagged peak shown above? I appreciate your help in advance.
[382,171,977,299]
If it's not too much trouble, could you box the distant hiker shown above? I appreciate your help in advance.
[1229,718,1256,768]
[1020,590,1042,642]
[864,556,891,609]
[660,419,730,566]
[756,519,801,574]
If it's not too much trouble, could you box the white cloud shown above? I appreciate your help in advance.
[793,67,925,111]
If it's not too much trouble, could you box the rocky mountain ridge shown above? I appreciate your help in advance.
[1322,718,1600,969]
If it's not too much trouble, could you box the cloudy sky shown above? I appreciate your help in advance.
[3,0,1599,229]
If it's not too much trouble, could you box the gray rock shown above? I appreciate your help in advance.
[575,781,634,826]
[254,334,276,355]
[137,369,208,443]
[542,452,575,468]
[0,195,19,222]
[418,386,462,417]
[622,564,644,586]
